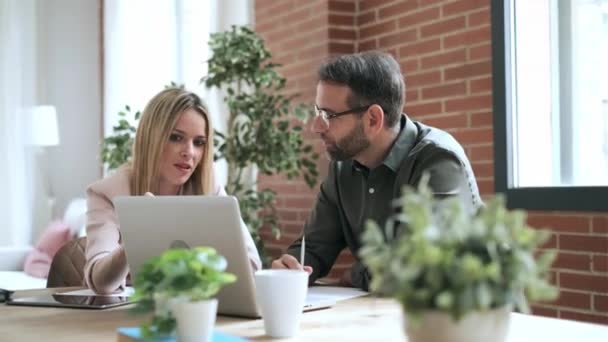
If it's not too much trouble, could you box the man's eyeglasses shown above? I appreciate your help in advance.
[314,104,371,123]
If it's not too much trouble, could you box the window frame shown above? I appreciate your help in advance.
[491,0,608,212]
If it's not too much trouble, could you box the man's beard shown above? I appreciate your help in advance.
[324,121,370,161]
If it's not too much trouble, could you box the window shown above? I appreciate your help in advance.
[492,0,608,211]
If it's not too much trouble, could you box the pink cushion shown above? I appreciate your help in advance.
[23,220,72,278]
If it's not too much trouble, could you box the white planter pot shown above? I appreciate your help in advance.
[404,306,511,342]
[172,298,218,342]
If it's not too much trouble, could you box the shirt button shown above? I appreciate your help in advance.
[369,188,375,194]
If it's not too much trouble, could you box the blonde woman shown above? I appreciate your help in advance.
[84,88,261,294]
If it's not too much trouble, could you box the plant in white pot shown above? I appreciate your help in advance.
[359,176,558,342]
[131,247,236,342]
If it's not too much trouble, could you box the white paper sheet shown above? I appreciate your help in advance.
[0,271,47,291]
[59,286,135,297]
[307,286,368,302]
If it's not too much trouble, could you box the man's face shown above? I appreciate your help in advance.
[313,82,370,161]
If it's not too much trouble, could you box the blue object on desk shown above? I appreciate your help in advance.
[117,327,247,342]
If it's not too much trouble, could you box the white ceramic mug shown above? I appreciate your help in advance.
[254,269,309,338]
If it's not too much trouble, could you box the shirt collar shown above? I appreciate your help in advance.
[380,114,419,172]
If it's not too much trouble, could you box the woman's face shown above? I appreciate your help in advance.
[158,108,207,194]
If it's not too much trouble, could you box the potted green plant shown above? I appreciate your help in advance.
[359,176,558,342]
[131,247,236,342]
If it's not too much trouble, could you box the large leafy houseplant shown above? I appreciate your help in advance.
[131,247,236,338]
[359,176,557,342]
[203,25,318,257]
[101,26,318,263]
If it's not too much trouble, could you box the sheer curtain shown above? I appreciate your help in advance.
[103,0,252,184]
[0,0,36,246]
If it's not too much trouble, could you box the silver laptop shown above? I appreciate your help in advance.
[113,195,334,318]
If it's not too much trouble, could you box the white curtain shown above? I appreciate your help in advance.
[103,0,252,185]
[0,0,37,246]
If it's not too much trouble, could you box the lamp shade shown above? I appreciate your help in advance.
[30,105,60,146]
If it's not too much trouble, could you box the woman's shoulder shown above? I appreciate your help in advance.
[87,166,132,199]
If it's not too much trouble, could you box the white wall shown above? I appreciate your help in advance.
[36,0,101,235]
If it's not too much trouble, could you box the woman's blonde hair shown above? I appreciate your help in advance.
[129,88,214,195]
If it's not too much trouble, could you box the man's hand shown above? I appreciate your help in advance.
[271,254,313,274]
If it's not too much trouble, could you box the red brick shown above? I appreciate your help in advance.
[477,179,494,194]
[560,235,608,253]
[360,20,397,39]
[560,311,608,325]
[554,253,592,271]
[442,0,489,17]
[468,9,491,27]
[406,89,419,102]
[422,82,466,99]
[560,272,608,292]
[450,127,493,145]
[421,49,467,69]
[399,38,441,58]
[527,215,591,233]
[407,70,441,87]
[593,255,608,272]
[444,26,491,49]
[420,16,467,38]
[551,290,591,310]
[470,43,492,61]
[398,7,441,29]
[379,29,418,47]
[470,111,492,127]
[329,28,356,40]
[282,8,313,25]
[328,0,356,13]
[405,101,442,116]
[470,76,492,93]
[445,95,492,112]
[592,216,608,233]
[358,10,377,26]
[471,161,494,179]
[379,1,419,19]
[531,306,558,318]
[400,58,419,73]
[540,233,558,249]
[329,42,355,54]
[359,38,378,51]
[444,61,492,80]
[420,113,468,130]
[359,0,388,12]
[468,145,493,161]
[595,294,608,312]
[329,13,355,26]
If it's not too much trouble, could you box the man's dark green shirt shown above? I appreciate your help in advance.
[287,114,482,290]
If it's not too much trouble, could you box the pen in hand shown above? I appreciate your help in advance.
[300,235,305,270]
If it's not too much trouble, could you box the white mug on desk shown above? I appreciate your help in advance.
[254,269,309,338]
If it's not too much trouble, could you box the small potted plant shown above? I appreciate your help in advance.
[359,176,558,342]
[131,247,236,342]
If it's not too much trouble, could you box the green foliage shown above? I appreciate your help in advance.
[131,247,236,338]
[101,26,319,264]
[359,176,558,322]
[100,105,139,170]
[203,25,319,262]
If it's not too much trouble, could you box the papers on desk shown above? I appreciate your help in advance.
[307,286,368,302]
[59,286,135,297]
[0,271,47,291]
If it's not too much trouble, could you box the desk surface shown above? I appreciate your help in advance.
[2,288,608,342]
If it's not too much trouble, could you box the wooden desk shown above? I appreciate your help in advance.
[2,288,608,341]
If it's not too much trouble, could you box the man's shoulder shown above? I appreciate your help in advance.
[408,121,468,161]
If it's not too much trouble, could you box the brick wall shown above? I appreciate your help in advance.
[254,0,608,325]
